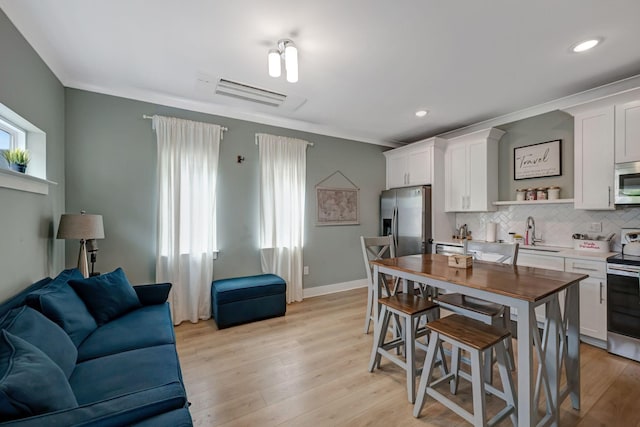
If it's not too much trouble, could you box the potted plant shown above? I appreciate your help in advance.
[2,148,30,173]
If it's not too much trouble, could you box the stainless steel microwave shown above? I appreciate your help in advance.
[615,161,640,204]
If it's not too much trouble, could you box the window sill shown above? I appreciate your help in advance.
[0,168,57,195]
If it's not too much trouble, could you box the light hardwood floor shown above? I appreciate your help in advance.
[175,288,640,426]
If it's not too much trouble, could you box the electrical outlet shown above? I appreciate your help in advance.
[303,266,309,275]
[589,222,602,233]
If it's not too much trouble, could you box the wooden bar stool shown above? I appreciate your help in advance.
[413,314,517,427]
[368,293,443,403]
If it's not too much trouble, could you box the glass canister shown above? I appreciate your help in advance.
[536,187,548,200]
[525,188,537,201]
[516,189,526,201]
[548,186,560,200]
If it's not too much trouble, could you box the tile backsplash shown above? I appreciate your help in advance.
[456,204,640,252]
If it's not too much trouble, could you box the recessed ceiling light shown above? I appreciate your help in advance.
[415,110,429,117]
[572,38,601,53]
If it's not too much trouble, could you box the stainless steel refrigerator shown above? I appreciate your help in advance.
[380,185,432,256]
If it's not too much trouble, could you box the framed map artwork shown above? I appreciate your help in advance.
[316,187,359,226]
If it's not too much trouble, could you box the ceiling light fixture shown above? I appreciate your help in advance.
[268,39,298,83]
[572,38,601,53]
[415,110,429,117]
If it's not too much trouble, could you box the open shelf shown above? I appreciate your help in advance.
[493,198,574,206]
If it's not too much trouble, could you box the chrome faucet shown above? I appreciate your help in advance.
[526,216,543,245]
[458,224,468,240]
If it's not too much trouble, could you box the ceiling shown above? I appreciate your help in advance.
[2,1,640,146]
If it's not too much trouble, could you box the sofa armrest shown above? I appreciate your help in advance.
[0,382,187,427]
[133,283,172,306]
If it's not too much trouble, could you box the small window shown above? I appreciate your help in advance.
[0,129,10,151]
[0,117,27,169]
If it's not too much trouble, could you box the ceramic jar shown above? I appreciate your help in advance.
[548,186,560,200]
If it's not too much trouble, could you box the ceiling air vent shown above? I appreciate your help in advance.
[214,78,286,107]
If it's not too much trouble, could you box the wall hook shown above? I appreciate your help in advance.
[237,155,245,164]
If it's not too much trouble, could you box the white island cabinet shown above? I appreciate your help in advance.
[444,128,504,212]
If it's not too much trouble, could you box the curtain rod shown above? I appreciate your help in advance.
[143,115,228,132]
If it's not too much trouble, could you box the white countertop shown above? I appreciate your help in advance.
[434,240,617,262]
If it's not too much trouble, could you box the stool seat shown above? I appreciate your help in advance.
[379,294,439,315]
[211,274,286,328]
[427,314,511,350]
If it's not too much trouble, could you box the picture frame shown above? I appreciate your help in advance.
[316,187,359,226]
[514,139,562,180]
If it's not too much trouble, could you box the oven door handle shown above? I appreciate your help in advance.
[608,265,640,277]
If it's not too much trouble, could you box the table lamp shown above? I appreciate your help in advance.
[57,211,104,278]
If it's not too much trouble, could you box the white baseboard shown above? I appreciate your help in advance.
[303,278,368,299]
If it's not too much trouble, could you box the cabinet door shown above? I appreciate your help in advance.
[579,277,607,341]
[574,106,614,210]
[615,100,640,163]
[386,153,407,188]
[407,146,431,185]
[444,143,467,211]
[467,140,488,211]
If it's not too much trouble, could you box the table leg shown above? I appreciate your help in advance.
[373,265,380,330]
[545,297,561,426]
[517,303,535,427]
[565,283,581,410]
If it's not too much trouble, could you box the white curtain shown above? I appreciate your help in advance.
[257,133,308,303]
[153,115,221,325]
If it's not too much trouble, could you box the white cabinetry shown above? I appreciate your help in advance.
[385,142,432,188]
[615,99,640,163]
[573,106,615,210]
[565,258,607,342]
[444,128,504,212]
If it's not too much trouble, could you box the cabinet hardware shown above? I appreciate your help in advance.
[571,265,599,272]
[608,186,611,207]
[599,282,604,304]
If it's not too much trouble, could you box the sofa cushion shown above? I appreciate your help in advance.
[25,269,97,347]
[0,331,78,419]
[0,306,77,378]
[77,304,176,362]
[70,344,184,405]
[0,277,52,319]
[69,267,142,326]
[134,283,172,305]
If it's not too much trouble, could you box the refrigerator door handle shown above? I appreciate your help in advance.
[392,206,399,250]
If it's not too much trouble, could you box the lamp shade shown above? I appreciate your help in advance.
[57,214,104,240]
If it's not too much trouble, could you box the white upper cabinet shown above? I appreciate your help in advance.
[573,105,615,210]
[615,100,640,163]
[384,140,432,188]
[444,128,503,212]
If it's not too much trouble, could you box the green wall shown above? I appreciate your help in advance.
[0,10,66,300]
[64,89,386,288]
[497,110,574,201]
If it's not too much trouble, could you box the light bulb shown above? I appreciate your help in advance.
[572,39,600,53]
[268,49,281,78]
[284,42,298,83]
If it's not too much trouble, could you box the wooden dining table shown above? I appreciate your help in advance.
[370,253,588,427]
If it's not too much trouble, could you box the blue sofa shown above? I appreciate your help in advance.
[0,268,192,426]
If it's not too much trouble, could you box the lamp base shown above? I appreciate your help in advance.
[77,240,89,278]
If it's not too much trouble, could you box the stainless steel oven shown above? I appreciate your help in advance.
[615,161,640,205]
[606,254,640,362]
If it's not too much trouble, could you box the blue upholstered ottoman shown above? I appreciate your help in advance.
[211,274,286,328]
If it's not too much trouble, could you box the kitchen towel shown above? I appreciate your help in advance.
[486,222,497,242]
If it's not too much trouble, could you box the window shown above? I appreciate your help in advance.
[0,102,51,194]
[0,116,27,168]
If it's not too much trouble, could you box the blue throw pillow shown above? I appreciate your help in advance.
[0,331,78,419]
[69,268,142,326]
[0,307,77,379]
[25,269,98,347]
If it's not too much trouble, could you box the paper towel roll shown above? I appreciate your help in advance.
[486,222,497,242]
